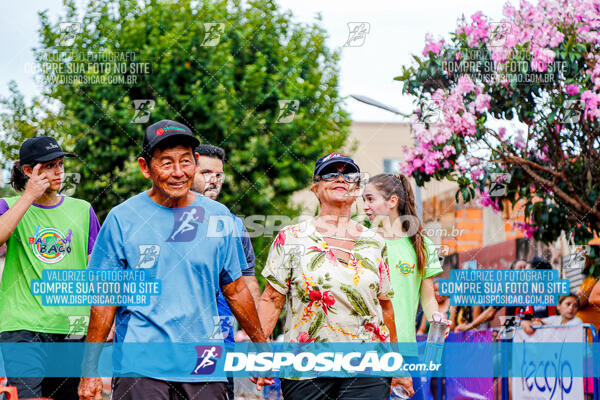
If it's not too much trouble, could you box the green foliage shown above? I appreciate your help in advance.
[0,0,351,281]
[0,186,16,198]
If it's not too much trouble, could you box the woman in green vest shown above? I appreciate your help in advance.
[363,173,449,400]
[0,137,100,400]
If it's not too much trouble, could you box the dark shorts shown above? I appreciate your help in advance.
[0,330,83,400]
[280,377,391,400]
[112,377,227,400]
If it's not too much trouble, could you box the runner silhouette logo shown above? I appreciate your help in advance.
[135,245,161,268]
[168,207,205,242]
[192,345,222,375]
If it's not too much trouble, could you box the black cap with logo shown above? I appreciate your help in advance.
[313,152,360,178]
[143,120,200,156]
[19,137,75,165]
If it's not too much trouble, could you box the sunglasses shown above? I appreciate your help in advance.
[316,171,360,183]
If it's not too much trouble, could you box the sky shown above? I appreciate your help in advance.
[0,0,507,123]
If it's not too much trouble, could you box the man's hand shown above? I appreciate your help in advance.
[391,376,414,397]
[250,376,275,390]
[222,278,268,343]
[24,164,50,202]
[454,323,470,332]
[78,377,103,400]
[79,306,117,400]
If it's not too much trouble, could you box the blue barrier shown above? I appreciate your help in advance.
[418,331,494,399]
[497,323,597,400]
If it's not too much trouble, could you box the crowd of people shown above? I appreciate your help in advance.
[414,257,583,338]
[0,121,590,400]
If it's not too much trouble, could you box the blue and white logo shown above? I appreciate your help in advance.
[192,345,222,375]
[209,316,235,340]
[168,207,205,242]
[135,245,161,268]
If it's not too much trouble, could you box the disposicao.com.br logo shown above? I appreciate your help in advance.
[223,351,440,374]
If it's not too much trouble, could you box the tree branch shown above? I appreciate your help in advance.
[506,158,600,220]
[503,155,562,179]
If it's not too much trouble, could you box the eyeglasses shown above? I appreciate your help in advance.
[201,172,225,183]
[316,171,360,183]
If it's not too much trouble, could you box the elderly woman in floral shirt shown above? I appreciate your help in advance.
[256,153,399,399]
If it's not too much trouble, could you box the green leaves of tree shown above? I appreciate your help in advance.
[1,0,351,282]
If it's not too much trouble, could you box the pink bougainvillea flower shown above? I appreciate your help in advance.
[581,90,600,121]
[478,189,501,212]
[423,33,445,56]
[474,93,491,113]
[513,221,538,238]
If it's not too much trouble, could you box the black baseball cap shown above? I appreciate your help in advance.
[19,137,74,165]
[143,120,200,156]
[313,152,360,178]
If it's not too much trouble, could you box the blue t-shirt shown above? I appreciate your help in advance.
[217,216,255,343]
[87,192,245,381]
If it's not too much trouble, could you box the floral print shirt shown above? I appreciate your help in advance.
[262,219,394,343]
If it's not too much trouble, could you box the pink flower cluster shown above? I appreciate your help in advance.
[403,75,488,176]
[455,0,600,73]
[530,48,556,72]
[581,90,600,120]
[403,0,600,215]
[423,33,444,56]
[456,12,489,47]
[513,221,538,238]
[478,189,501,212]
[565,84,580,96]
[513,130,527,152]
[471,93,491,113]
[534,146,550,162]
[587,54,600,91]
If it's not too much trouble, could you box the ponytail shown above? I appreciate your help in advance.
[395,174,427,274]
[9,161,29,192]
[369,173,428,274]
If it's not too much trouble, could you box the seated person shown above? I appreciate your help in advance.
[521,294,581,335]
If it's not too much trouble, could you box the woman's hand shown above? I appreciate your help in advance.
[258,283,287,338]
[454,323,470,332]
[249,376,275,390]
[391,376,414,398]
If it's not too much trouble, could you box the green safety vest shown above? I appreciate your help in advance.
[0,196,92,335]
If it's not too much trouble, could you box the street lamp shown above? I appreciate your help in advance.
[350,94,423,221]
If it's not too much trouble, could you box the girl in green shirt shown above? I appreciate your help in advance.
[0,137,100,399]
[363,173,449,399]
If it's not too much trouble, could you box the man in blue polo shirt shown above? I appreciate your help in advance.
[192,144,261,399]
[78,120,268,400]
